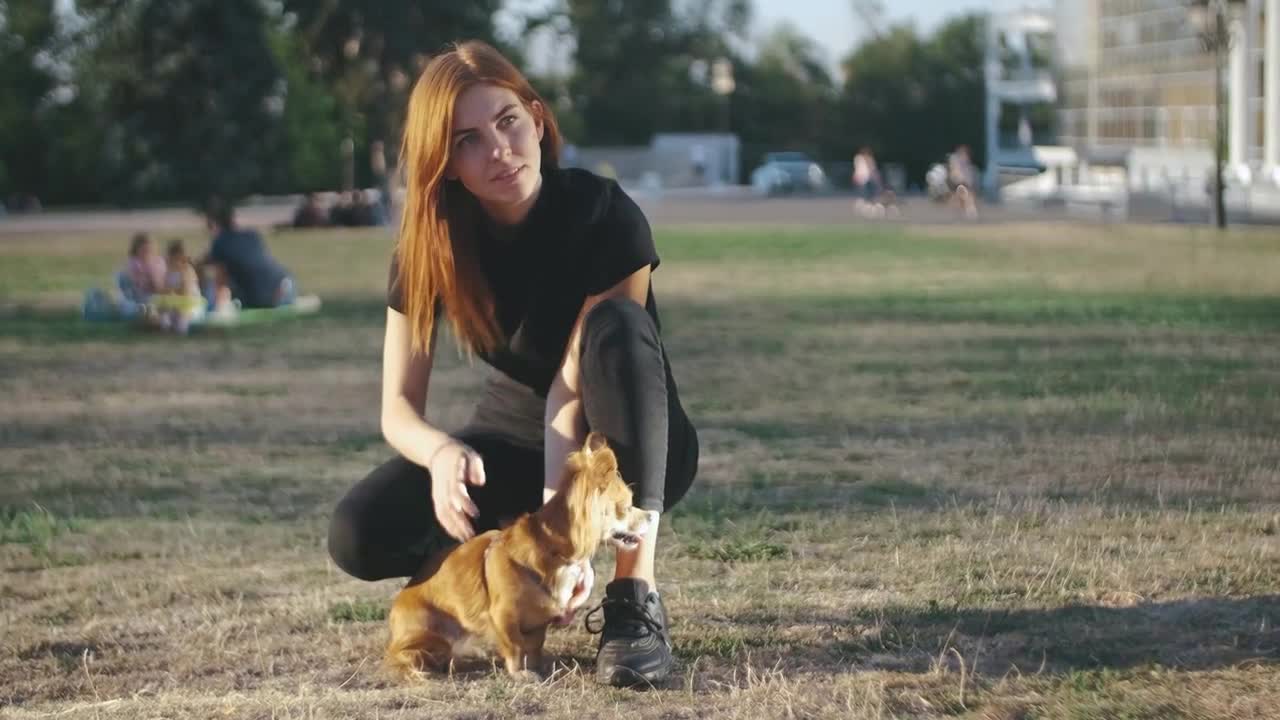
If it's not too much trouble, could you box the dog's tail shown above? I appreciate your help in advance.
[384,603,449,679]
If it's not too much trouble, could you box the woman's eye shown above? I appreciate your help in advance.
[499,114,517,128]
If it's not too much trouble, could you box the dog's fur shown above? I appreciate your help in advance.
[385,433,654,680]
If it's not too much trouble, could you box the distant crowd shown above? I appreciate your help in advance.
[287,189,390,229]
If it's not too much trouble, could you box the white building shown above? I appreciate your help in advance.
[1056,0,1280,187]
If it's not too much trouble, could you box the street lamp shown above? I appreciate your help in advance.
[710,57,735,133]
[1187,0,1245,229]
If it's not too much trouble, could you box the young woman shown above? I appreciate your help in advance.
[327,41,699,687]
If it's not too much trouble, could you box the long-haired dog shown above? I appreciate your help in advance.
[385,433,655,680]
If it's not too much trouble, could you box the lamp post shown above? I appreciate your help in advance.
[1188,0,1245,229]
[710,57,735,133]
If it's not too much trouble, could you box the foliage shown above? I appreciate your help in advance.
[0,1,998,204]
[281,0,504,165]
[0,0,59,201]
[838,15,987,187]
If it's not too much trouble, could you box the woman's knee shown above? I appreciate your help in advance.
[327,500,380,581]
[581,297,659,359]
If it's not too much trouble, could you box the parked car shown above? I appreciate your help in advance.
[750,152,828,195]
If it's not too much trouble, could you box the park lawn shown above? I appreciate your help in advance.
[1,220,1278,719]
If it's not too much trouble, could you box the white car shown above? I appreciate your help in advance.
[751,152,828,196]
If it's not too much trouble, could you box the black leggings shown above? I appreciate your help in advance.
[328,297,699,581]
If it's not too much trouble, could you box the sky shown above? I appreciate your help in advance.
[752,0,1002,67]
[498,0,1027,79]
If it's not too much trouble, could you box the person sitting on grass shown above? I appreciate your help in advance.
[291,193,330,229]
[82,232,166,321]
[149,239,206,335]
[198,199,297,311]
[120,232,166,306]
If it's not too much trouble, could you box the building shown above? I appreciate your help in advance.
[565,133,741,190]
[1056,0,1280,185]
[984,8,1060,193]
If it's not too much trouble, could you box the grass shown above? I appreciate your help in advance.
[1,219,1278,718]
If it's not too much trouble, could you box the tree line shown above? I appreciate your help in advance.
[0,0,987,208]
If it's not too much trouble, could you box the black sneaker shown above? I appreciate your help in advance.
[585,578,673,687]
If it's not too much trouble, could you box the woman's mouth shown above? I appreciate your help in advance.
[492,165,524,184]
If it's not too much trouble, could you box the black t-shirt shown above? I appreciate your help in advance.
[388,167,661,396]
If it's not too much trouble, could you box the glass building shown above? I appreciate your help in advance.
[1055,0,1279,181]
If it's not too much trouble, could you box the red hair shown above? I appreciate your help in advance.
[396,40,561,354]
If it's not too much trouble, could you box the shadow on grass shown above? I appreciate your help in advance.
[698,594,1280,677]
[0,453,367,537]
[5,289,1280,527]
[7,290,1280,345]
[0,296,384,346]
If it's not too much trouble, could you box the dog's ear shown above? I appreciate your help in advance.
[584,432,609,455]
[593,445,618,477]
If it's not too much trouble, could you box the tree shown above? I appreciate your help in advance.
[541,0,755,144]
[281,0,504,160]
[731,22,838,171]
[839,26,928,176]
[564,0,683,144]
[0,0,59,202]
[837,14,986,187]
[81,0,285,206]
[922,14,987,169]
[272,29,344,193]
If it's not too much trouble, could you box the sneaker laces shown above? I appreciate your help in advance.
[584,596,665,638]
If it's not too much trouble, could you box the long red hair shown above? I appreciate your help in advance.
[396,40,562,355]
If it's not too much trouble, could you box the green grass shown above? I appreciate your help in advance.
[328,600,388,624]
[0,505,82,549]
[2,220,1279,719]
[656,226,990,264]
[682,538,790,562]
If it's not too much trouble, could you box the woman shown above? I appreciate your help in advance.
[327,41,699,688]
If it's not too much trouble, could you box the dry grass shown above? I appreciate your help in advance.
[1,221,1278,719]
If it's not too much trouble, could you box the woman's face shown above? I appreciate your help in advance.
[446,84,544,224]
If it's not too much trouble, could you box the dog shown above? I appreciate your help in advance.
[385,433,655,680]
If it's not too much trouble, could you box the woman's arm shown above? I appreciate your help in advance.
[382,308,486,541]
[543,266,651,502]
[380,307,452,467]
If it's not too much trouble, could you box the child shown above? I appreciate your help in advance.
[152,239,206,334]
[121,232,166,305]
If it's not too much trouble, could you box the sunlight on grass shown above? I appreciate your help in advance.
[2,221,1278,719]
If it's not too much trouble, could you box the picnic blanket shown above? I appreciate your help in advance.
[81,271,321,330]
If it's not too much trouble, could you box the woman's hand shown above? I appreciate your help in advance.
[428,440,486,542]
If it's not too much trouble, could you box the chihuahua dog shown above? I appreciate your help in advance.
[386,433,655,680]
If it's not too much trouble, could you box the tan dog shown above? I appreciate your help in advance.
[385,433,655,680]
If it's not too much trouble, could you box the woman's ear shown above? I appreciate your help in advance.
[530,100,545,142]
